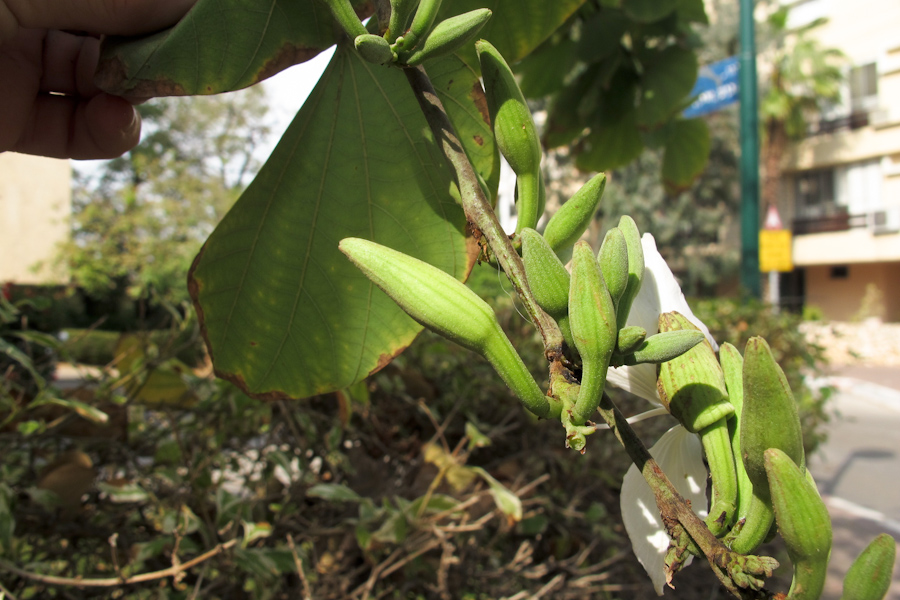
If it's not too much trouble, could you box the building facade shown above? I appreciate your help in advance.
[781,0,900,321]
[0,153,71,284]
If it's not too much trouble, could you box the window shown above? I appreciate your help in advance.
[795,168,837,219]
[830,266,849,279]
[849,63,878,113]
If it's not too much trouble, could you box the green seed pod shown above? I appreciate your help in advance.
[616,215,644,331]
[476,40,542,234]
[730,336,805,554]
[741,336,805,497]
[520,228,576,352]
[842,533,897,600]
[700,418,738,536]
[393,0,443,52]
[720,342,753,525]
[401,9,492,66]
[656,312,733,432]
[765,448,832,600]
[339,238,549,417]
[568,241,617,425]
[387,0,418,42]
[616,325,646,355]
[355,34,395,65]
[542,173,606,255]
[619,329,705,366]
[598,227,628,309]
[322,0,368,38]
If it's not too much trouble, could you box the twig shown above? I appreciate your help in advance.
[286,534,312,600]
[0,539,237,588]
[108,533,124,582]
[403,65,563,361]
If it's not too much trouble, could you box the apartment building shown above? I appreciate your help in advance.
[780,0,900,321]
[0,153,71,284]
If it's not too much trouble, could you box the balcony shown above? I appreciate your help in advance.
[793,206,900,235]
[807,111,870,136]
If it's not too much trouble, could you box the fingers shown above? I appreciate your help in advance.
[1,0,196,44]
[39,29,101,96]
[13,92,141,159]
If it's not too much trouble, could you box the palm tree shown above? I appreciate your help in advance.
[758,7,844,212]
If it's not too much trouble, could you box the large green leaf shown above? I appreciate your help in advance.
[661,118,710,194]
[440,0,587,67]
[622,0,680,23]
[95,0,370,96]
[189,48,497,400]
[635,46,698,127]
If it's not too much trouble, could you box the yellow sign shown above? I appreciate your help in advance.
[759,230,793,272]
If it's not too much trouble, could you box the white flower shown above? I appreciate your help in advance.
[621,426,708,594]
[607,233,714,594]
[606,233,717,404]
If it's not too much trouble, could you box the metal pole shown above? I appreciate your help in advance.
[739,0,761,298]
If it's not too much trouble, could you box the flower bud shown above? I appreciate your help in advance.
[542,173,606,255]
[387,0,419,43]
[719,342,753,523]
[598,226,628,309]
[394,0,443,52]
[339,238,549,417]
[765,448,832,600]
[355,34,395,65]
[568,242,617,424]
[842,533,897,600]
[656,312,733,433]
[620,329,704,366]
[616,215,644,331]
[401,9,492,66]
[520,228,574,350]
[616,325,646,355]
[740,336,804,499]
[476,40,542,234]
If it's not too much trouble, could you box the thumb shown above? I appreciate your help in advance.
[1,0,195,44]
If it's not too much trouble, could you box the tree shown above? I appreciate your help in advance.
[60,86,271,304]
[757,7,843,211]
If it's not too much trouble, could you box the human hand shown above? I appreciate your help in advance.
[0,0,194,159]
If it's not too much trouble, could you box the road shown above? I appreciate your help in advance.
[808,366,900,599]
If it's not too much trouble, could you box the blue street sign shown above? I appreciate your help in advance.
[683,56,740,118]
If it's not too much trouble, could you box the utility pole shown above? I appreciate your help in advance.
[739,0,761,298]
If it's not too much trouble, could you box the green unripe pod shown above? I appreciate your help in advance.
[387,0,419,43]
[520,228,575,351]
[401,9,492,66]
[598,227,628,309]
[729,336,805,554]
[476,40,542,234]
[720,342,753,524]
[765,449,832,600]
[656,312,733,433]
[619,329,705,366]
[542,173,606,256]
[616,215,644,331]
[568,241,617,424]
[322,0,368,38]
[842,533,897,600]
[355,34,395,65]
[616,325,646,355]
[393,0,443,53]
[339,238,549,417]
[741,336,805,498]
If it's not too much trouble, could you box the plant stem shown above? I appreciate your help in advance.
[595,392,774,599]
[403,64,564,361]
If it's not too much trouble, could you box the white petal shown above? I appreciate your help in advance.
[621,425,708,595]
[606,363,661,406]
[639,234,717,351]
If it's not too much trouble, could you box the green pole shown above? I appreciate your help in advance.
[739,0,761,298]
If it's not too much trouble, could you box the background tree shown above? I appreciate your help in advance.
[757,6,843,211]
[59,86,271,304]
